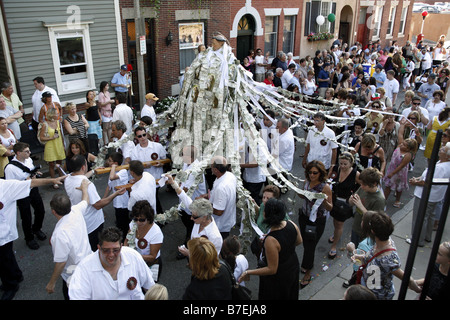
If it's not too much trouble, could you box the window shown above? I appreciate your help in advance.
[264,16,278,58]
[46,22,95,95]
[282,16,296,54]
[398,6,408,35]
[373,6,383,38]
[319,1,331,33]
[179,22,204,72]
[304,1,336,36]
[387,6,396,36]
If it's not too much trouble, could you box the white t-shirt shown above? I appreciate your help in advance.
[234,254,249,287]
[178,160,207,214]
[64,174,104,234]
[140,104,156,124]
[425,100,446,122]
[31,86,60,122]
[414,161,450,202]
[209,171,237,233]
[50,201,93,281]
[128,172,157,212]
[68,246,155,300]
[281,69,294,89]
[117,133,135,163]
[272,129,295,171]
[306,126,338,169]
[128,221,163,259]
[4,156,34,181]
[254,55,265,74]
[112,104,134,135]
[383,78,400,102]
[243,140,267,183]
[130,142,167,181]
[108,169,130,209]
[190,217,223,254]
[0,179,31,246]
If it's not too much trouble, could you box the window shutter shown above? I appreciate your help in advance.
[310,1,321,34]
[330,2,337,33]
[304,2,311,36]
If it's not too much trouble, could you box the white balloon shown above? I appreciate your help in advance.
[316,15,325,26]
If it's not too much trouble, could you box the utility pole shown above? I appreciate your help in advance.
[134,0,146,110]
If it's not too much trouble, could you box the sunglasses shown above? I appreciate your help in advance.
[100,247,121,254]
[191,215,202,220]
[412,102,421,105]
[407,117,417,120]
[136,133,146,138]
[308,171,320,175]
[133,218,147,223]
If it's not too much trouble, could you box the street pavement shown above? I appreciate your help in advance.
[6,89,450,301]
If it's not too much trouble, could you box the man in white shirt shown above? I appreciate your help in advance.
[30,76,60,132]
[0,174,64,300]
[401,96,429,127]
[272,118,295,172]
[303,112,338,170]
[241,122,267,205]
[5,142,46,250]
[46,179,92,300]
[104,152,130,239]
[254,48,266,82]
[202,156,237,239]
[421,49,432,73]
[409,143,450,246]
[175,145,207,250]
[140,93,158,124]
[111,120,135,164]
[281,63,296,89]
[127,160,157,214]
[68,226,155,300]
[112,93,134,135]
[288,70,302,91]
[65,154,126,251]
[130,126,166,181]
[383,70,400,106]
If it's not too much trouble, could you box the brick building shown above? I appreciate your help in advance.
[118,0,415,105]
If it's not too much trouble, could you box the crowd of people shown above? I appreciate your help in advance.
[1,35,450,302]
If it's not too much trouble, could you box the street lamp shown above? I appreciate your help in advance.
[417,10,428,45]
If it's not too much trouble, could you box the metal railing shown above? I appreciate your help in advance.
[398,130,450,300]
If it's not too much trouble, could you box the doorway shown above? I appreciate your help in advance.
[339,5,354,46]
[236,14,255,63]
[125,19,156,111]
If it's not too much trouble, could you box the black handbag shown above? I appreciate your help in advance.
[333,198,354,220]
[220,260,252,300]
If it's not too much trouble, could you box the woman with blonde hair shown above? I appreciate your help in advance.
[182,237,232,300]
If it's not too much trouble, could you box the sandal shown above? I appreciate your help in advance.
[393,201,403,208]
[300,277,312,289]
[328,250,337,259]
[328,236,334,244]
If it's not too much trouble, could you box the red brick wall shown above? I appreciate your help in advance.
[118,0,306,99]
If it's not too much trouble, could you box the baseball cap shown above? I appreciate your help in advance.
[375,64,383,70]
[145,93,159,101]
[120,64,128,71]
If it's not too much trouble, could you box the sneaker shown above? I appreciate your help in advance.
[419,145,426,150]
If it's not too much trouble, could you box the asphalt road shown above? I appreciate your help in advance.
[7,89,441,301]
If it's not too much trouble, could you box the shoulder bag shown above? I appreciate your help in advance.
[219,260,252,300]
[356,248,396,284]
